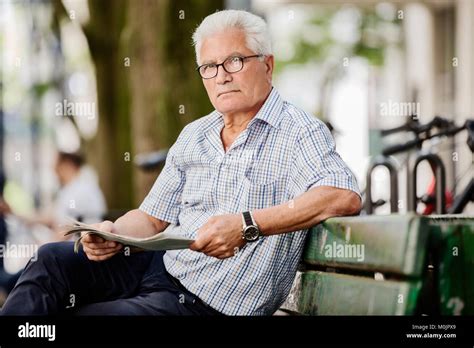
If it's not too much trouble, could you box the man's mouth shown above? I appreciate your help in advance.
[218,90,239,97]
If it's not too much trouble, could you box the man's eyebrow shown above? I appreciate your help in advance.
[200,52,245,65]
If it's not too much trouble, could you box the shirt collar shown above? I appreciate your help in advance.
[250,87,284,130]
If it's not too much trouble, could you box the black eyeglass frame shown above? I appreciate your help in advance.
[196,54,264,79]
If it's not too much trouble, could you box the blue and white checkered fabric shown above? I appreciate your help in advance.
[139,87,360,315]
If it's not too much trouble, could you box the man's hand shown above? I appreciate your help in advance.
[81,220,123,261]
[189,214,246,259]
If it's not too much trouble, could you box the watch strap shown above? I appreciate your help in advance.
[242,211,254,227]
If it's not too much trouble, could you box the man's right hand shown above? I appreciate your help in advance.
[81,220,123,261]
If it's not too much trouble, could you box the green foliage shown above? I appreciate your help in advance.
[274,4,402,119]
[276,5,401,71]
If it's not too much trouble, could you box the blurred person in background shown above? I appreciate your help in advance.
[0,150,106,299]
[0,151,107,235]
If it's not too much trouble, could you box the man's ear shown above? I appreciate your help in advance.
[265,55,274,74]
[264,55,274,84]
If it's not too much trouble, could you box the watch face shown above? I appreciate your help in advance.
[244,226,259,241]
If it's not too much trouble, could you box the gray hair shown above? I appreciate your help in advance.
[192,10,272,65]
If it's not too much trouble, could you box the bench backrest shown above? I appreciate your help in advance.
[280,214,474,315]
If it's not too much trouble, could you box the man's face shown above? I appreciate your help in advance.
[199,28,274,116]
[54,156,75,186]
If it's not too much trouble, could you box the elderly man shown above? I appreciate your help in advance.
[1,9,360,316]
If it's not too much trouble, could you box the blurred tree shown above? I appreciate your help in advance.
[54,0,222,213]
[127,0,222,205]
[81,0,132,214]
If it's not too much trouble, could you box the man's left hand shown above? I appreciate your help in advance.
[189,214,246,259]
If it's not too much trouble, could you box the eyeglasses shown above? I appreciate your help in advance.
[197,54,264,79]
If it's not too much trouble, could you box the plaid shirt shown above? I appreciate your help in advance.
[139,87,360,315]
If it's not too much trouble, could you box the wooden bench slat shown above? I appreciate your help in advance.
[284,270,421,315]
[303,213,429,277]
[427,215,474,315]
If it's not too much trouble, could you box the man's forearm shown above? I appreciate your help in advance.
[113,209,169,238]
[252,186,361,236]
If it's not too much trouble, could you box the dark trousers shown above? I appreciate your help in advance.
[0,242,223,315]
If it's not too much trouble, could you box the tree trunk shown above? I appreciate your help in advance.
[82,0,133,215]
[58,0,224,215]
[127,0,223,204]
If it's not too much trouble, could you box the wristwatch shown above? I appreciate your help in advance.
[241,211,261,242]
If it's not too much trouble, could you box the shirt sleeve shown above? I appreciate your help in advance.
[139,136,186,224]
[290,121,361,199]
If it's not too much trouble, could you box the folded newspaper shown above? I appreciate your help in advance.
[63,220,194,253]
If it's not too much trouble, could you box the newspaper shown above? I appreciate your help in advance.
[63,220,194,253]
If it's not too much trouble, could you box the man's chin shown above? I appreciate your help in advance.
[214,101,243,115]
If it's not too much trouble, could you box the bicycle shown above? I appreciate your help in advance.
[366,116,474,214]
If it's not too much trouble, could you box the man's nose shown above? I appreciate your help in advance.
[215,65,232,84]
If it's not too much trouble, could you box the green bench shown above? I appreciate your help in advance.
[428,215,474,315]
[279,213,474,315]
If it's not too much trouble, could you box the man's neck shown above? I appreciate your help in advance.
[222,113,254,134]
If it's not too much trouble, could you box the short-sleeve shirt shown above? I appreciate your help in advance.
[139,87,360,315]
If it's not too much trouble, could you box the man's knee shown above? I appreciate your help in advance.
[34,241,75,264]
